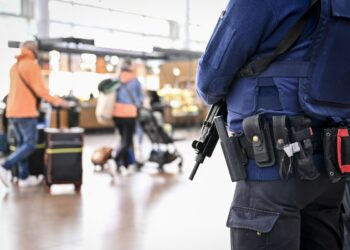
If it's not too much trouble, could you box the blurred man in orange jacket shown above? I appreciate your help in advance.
[0,40,68,188]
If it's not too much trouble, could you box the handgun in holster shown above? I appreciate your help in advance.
[273,116,293,179]
[214,116,247,182]
[288,116,319,180]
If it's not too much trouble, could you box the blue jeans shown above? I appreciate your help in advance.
[3,118,38,180]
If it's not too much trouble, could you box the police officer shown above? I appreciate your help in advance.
[196,0,346,249]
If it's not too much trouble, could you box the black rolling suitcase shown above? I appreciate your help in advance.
[0,106,7,155]
[45,107,84,191]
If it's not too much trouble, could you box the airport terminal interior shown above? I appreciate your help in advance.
[0,1,234,249]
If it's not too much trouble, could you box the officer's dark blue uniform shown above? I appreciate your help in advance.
[343,179,350,250]
[196,0,346,249]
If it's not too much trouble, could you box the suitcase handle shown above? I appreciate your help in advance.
[56,107,61,129]
[52,102,77,129]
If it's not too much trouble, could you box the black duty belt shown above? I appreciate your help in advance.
[212,113,349,183]
[236,114,327,180]
[237,123,324,160]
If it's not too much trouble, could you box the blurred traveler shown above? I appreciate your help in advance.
[113,59,143,172]
[0,40,69,188]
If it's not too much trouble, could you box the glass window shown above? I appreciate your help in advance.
[50,23,73,38]
[72,5,110,28]
[70,0,102,7]
[92,30,114,48]
[71,72,108,99]
[58,0,186,22]
[107,0,187,22]
[189,41,207,52]
[0,16,30,99]
[0,16,32,41]
[110,31,153,52]
[190,0,228,43]
[72,26,106,40]
[105,12,170,36]
[49,1,74,23]
[0,0,21,15]
[49,71,110,100]
[189,24,213,43]
[48,71,73,97]
[109,12,146,34]
[0,43,17,99]
[150,37,177,49]
[190,0,227,24]
[143,18,169,37]
[48,0,228,52]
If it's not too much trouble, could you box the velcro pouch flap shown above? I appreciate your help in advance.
[226,206,280,233]
[243,114,276,167]
[272,116,289,150]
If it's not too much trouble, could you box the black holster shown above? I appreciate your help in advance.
[220,134,247,182]
[289,116,319,180]
[214,116,247,182]
[324,128,343,183]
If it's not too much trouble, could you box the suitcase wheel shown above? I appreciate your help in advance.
[74,184,81,192]
[45,184,51,193]
[157,165,165,173]
[136,162,143,172]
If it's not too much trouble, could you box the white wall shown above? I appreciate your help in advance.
[0,16,35,99]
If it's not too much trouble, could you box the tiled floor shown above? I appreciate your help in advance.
[0,128,235,250]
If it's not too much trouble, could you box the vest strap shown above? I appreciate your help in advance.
[247,61,310,78]
[238,0,320,78]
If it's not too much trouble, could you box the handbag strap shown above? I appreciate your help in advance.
[16,63,40,101]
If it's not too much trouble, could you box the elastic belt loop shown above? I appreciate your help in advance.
[337,128,350,173]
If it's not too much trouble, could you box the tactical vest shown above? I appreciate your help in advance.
[239,0,350,124]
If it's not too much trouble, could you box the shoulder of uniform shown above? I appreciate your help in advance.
[259,0,278,17]
[229,0,277,19]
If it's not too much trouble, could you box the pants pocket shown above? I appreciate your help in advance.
[227,205,280,250]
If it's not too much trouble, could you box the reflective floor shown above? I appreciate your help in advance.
[0,129,235,250]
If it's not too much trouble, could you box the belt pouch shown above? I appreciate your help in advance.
[324,128,343,183]
[220,134,247,182]
[242,114,275,167]
[337,128,350,173]
[289,116,319,180]
[272,116,292,179]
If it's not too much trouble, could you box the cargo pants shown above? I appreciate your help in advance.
[227,171,346,250]
[342,179,350,250]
